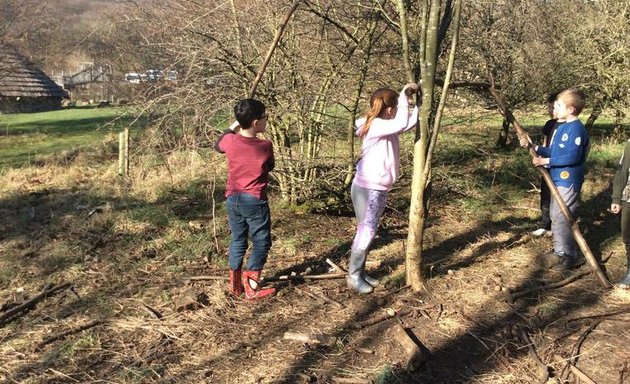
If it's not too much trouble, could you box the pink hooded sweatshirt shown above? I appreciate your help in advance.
[353,90,418,191]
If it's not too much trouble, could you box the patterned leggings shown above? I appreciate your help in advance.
[351,183,389,251]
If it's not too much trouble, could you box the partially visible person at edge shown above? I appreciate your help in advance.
[520,88,589,272]
[215,99,276,301]
[531,92,564,237]
[348,83,419,294]
[609,140,630,289]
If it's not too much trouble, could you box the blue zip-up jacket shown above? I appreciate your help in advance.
[535,119,589,188]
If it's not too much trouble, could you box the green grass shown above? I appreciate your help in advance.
[0,106,134,167]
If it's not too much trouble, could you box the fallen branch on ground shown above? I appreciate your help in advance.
[350,304,438,330]
[0,282,72,326]
[326,258,346,273]
[185,276,227,281]
[560,321,600,381]
[36,320,107,351]
[262,273,346,282]
[331,377,370,384]
[566,308,630,323]
[619,361,628,384]
[519,327,550,384]
[553,355,598,384]
[510,270,590,301]
[295,287,344,309]
[283,332,337,346]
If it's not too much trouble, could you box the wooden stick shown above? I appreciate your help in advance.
[248,0,303,97]
[262,273,346,282]
[185,276,227,281]
[519,327,550,384]
[510,270,590,301]
[294,287,344,309]
[331,377,370,384]
[488,84,611,288]
[141,303,163,319]
[553,354,599,384]
[0,282,72,325]
[566,308,630,323]
[561,321,600,380]
[283,332,336,346]
[567,364,598,384]
[350,308,412,330]
[619,361,628,384]
[350,305,435,330]
[326,258,346,273]
[36,320,106,350]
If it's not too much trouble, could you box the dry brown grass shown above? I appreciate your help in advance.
[2,124,630,383]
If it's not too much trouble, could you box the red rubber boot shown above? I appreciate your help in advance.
[242,270,276,300]
[229,269,243,296]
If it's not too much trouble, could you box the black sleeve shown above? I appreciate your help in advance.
[541,119,555,136]
[214,129,234,153]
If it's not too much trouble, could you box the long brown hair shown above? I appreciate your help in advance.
[358,88,398,138]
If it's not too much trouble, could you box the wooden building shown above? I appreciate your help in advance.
[0,47,68,114]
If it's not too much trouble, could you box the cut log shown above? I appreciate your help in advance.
[174,288,205,312]
[391,323,427,372]
[283,332,337,347]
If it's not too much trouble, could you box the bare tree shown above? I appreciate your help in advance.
[397,0,462,291]
[118,0,402,204]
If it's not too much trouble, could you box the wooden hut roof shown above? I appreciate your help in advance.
[0,47,68,99]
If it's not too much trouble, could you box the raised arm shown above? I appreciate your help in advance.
[367,83,420,138]
[215,121,240,153]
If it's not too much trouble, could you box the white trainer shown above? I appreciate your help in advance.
[531,228,548,237]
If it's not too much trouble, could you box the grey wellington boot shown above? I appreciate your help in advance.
[362,272,380,287]
[618,253,630,289]
[347,249,373,294]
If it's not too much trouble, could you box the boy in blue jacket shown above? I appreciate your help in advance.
[525,88,589,271]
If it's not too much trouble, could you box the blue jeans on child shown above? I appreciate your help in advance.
[226,193,272,271]
[550,184,580,257]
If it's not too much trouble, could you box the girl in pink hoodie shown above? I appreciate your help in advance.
[348,83,419,294]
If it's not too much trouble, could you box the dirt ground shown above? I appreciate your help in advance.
[1,126,630,383]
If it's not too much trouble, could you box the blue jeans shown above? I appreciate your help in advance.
[550,184,580,257]
[226,193,272,271]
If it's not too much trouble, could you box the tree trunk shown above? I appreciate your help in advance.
[403,0,461,292]
[496,118,511,147]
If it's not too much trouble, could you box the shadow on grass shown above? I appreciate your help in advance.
[3,121,627,382]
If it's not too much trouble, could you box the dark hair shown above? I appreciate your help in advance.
[234,99,266,129]
[359,88,398,138]
[546,92,559,104]
[558,88,586,115]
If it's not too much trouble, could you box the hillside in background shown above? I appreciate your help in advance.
[1,0,141,73]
